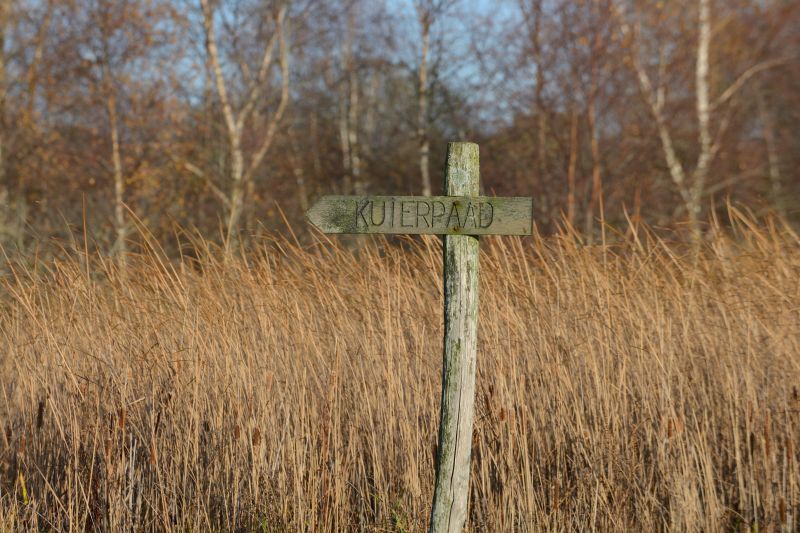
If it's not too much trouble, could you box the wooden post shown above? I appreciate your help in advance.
[429,142,480,533]
[305,141,531,533]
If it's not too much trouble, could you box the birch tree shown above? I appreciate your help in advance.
[518,0,548,191]
[0,0,12,244]
[337,3,360,195]
[199,0,290,250]
[0,0,38,248]
[581,0,613,240]
[64,0,176,262]
[414,0,455,196]
[614,0,788,242]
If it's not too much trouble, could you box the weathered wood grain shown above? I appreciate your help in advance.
[305,141,526,533]
[306,195,532,236]
[429,142,480,533]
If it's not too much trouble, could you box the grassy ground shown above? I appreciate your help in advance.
[1,213,799,531]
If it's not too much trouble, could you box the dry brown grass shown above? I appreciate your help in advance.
[1,212,799,531]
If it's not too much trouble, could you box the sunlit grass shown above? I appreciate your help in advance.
[1,211,799,531]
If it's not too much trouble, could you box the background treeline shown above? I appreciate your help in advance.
[0,0,797,254]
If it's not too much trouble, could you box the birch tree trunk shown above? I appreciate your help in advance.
[348,64,362,194]
[615,0,708,245]
[567,106,578,226]
[535,77,546,185]
[587,102,602,238]
[0,0,11,246]
[531,0,546,184]
[585,18,603,243]
[337,9,356,196]
[106,91,127,263]
[226,133,245,245]
[689,0,712,243]
[532,0,552,220]
[338,79,352,194]
[417,8,432,196]
[362,70,380,181]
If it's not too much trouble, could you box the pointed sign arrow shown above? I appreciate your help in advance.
[306,195,532,236]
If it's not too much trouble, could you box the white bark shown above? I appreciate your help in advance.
[348,57,362,194]
[362,70,379,171]
[567,106,578,226]
[0,0,6,216]
[351,69,378,202]
[0,0,12,246]
[337,77,351,194]
[106,90,127,263]
[615,0,785,243]
[337,13,354,195]
[200,0,289,250]
[690,0,712,238]
[614,0,710,241]
[417,4,432,196]
[585,13,603,241]
[623,28,691,208]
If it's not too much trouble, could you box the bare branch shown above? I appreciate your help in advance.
[177,156,231,209]
[237,5,286,130]
[710,56,791,112]
[613,2,688,195]
[243,11,290,184]
[200,0,237,138]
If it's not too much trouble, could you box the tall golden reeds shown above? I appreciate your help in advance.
[0,213,798,531]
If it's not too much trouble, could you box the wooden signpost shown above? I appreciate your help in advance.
[306,195,532,236]
[306,142,532,533]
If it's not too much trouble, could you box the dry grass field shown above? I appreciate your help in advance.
[1,212,799,531]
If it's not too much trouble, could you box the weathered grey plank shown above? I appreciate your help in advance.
[429,142,480,533]
[306,195,532,235]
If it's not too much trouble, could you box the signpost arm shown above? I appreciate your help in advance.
[429,142,480,533]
